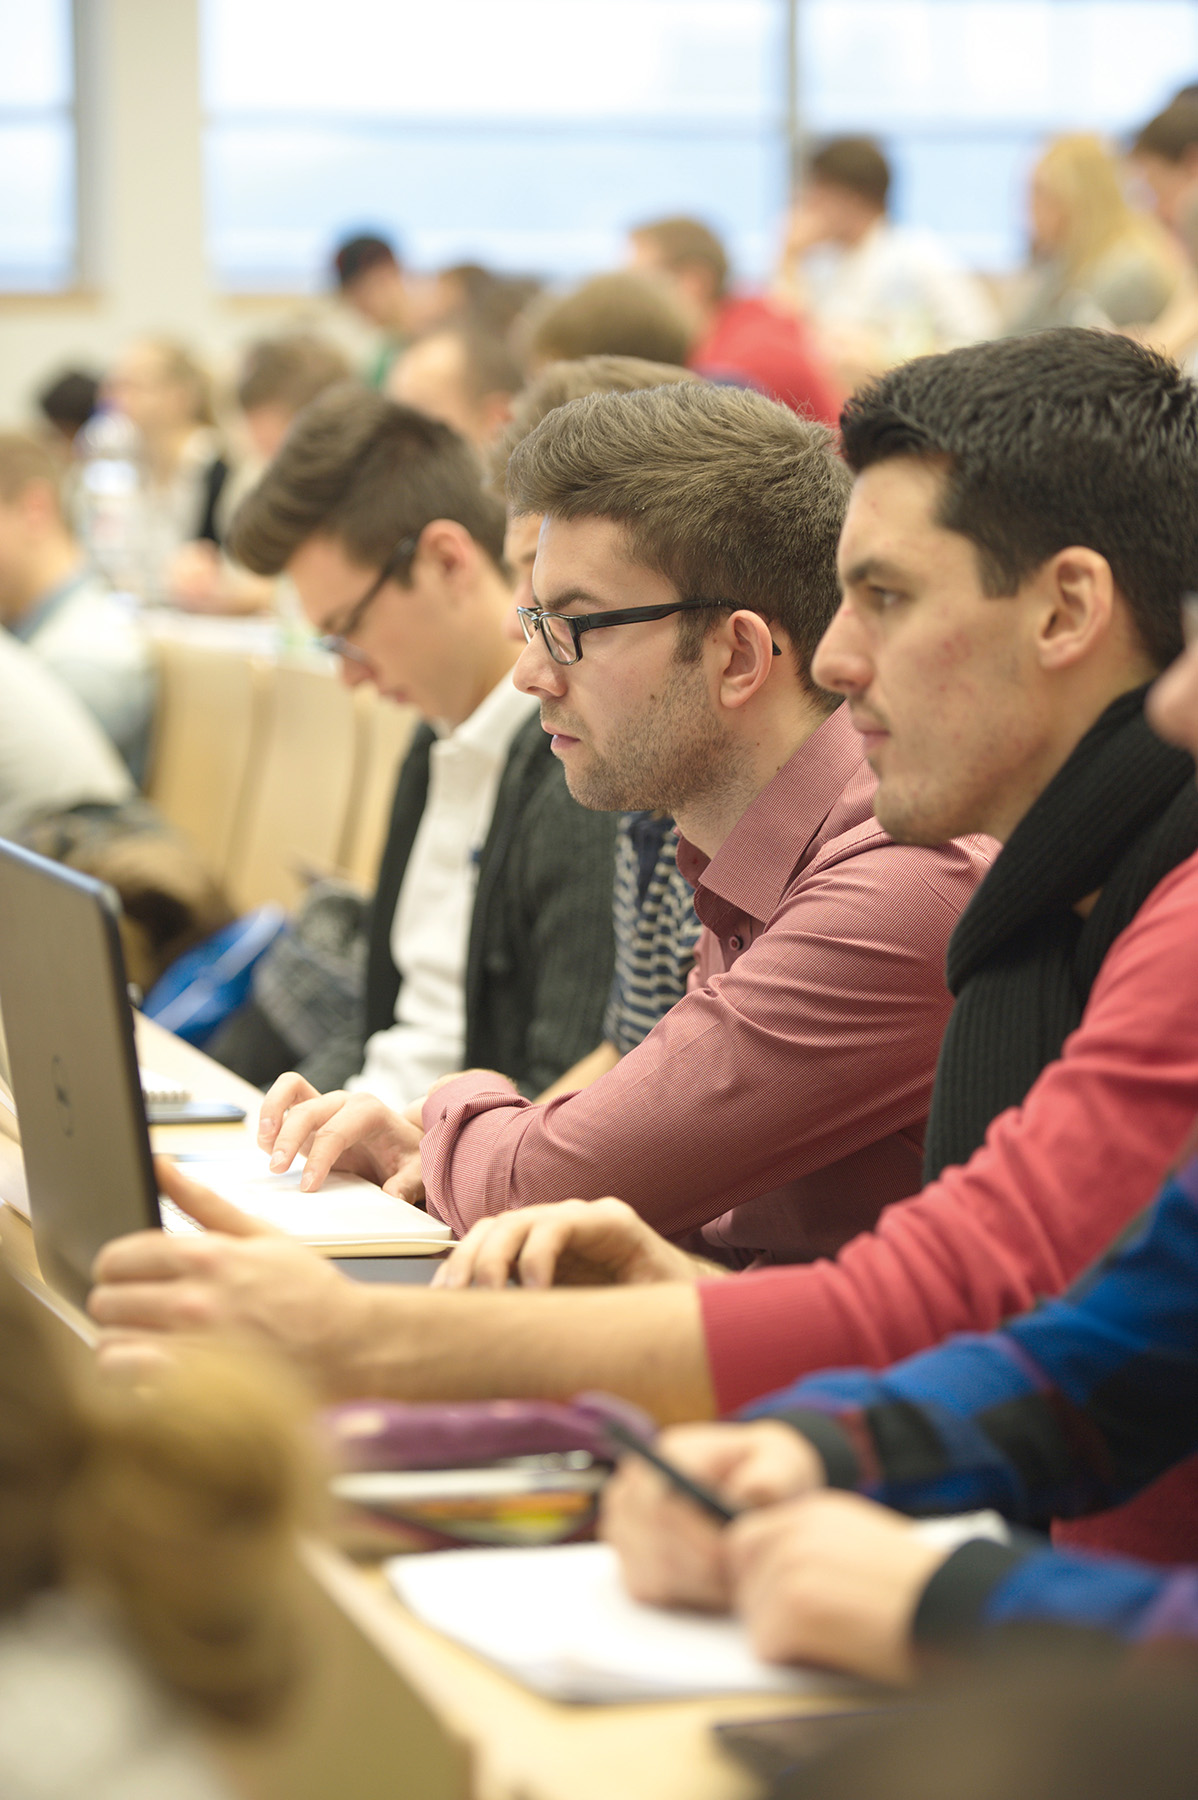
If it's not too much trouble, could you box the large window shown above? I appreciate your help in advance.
[205,0,1198,291]
[802,0,1198,268]
[0,0,75,290]
[202,0,788,291]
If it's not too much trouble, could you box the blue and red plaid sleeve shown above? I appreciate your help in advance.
[738,1154,1198,1645]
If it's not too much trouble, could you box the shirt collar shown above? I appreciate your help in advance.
[677,704,868,925]
[7,563,93,643]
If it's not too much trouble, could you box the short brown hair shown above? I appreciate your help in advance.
[0,432,61,507]
[629,216,731,298]
[235,334,353,416]
[487,354,701,493]
[526,273,694,370]
[807,136,891,209]
[1132,101,1198,163]
[227,381,507,575]
[506,382,850,691]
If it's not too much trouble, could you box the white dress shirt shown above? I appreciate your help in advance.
[803,219,998,357]
[350,674,538,1110]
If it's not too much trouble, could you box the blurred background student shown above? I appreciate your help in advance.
[1005,132,1185,332]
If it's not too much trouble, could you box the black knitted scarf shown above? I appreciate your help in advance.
[923,686,1198,1181]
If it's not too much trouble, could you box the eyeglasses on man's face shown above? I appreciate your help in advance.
[313,534,418,664]
[516,597,783,666]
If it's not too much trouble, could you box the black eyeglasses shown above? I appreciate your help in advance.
[516,598,783,666]
[314,534,418,664]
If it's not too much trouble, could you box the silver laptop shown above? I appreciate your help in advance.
[0,840,159,1305]
[0,841,451,1304]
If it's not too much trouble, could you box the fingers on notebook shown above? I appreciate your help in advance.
[257,1072,321,1148]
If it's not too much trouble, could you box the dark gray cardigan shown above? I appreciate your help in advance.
[365,713,618,1096]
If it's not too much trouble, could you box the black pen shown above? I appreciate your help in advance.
[604,1418,738,1524]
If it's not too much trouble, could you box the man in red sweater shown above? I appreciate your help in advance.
[91,332,1198,1571]
[627,215,840,424]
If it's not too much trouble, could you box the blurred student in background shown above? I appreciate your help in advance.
[0,632,134,843]
[387,321,524,452]
[523,271,694,372]
[0,1262,309,1798]
[0,433,154,777]
[1129,100,1198,364]
[1005,133,1182,333]
[627,215,840,422]
[99,337,232,608]
[775,136,997,383]
[170,332,355,617]
[36,368,99,456]
[331,231,415,388]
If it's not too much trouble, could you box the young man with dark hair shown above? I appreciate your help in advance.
[331,232,411,389]
[627,215,839,423]
[775,135,996,370]
[223,380,988,1261]
[602,627,1198,1683]
[215,380,617,1105]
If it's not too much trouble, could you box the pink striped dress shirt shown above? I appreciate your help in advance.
[420,705,994,1266]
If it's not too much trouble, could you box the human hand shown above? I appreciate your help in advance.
[431,1197,702,1290]
[728,1491,949,1684]
[600,1421,826,1611]
[87,1158,366,1394]
[257,1072,422,1194]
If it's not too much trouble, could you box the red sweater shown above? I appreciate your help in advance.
[690,294,840,424]
[700,849,1198,1564]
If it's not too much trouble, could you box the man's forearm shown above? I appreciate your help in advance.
[333,1280,717,1423]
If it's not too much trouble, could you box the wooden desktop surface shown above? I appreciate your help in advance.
[0,1018,837,1800]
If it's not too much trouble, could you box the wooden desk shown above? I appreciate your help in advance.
[0,1022,826,1800]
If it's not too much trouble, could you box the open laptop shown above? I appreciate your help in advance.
[0,841,451,1305]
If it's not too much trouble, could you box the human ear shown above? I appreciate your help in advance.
[1034,547,1115,672]
[716,611,779,711]
[417,518,476,595]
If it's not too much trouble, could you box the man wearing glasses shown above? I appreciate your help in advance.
[257,380,990,1267]
[220,381,618,1110]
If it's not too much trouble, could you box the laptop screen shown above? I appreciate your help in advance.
[0,841,159,1305]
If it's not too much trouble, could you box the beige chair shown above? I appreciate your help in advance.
[146,640,269,883]
[337,689,418,891]
[224,658,362,912]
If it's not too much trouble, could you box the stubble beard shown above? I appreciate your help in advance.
[551,658,738,816]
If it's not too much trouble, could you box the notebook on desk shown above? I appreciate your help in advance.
[0,841,451,1306]
[388,1542,858,1705]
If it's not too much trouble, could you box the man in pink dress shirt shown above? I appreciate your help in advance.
[249,381,990,1266]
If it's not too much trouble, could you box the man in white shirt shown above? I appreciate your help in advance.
[216,383,616,1107]
[0,434,155,779]
[775,136,997,376]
